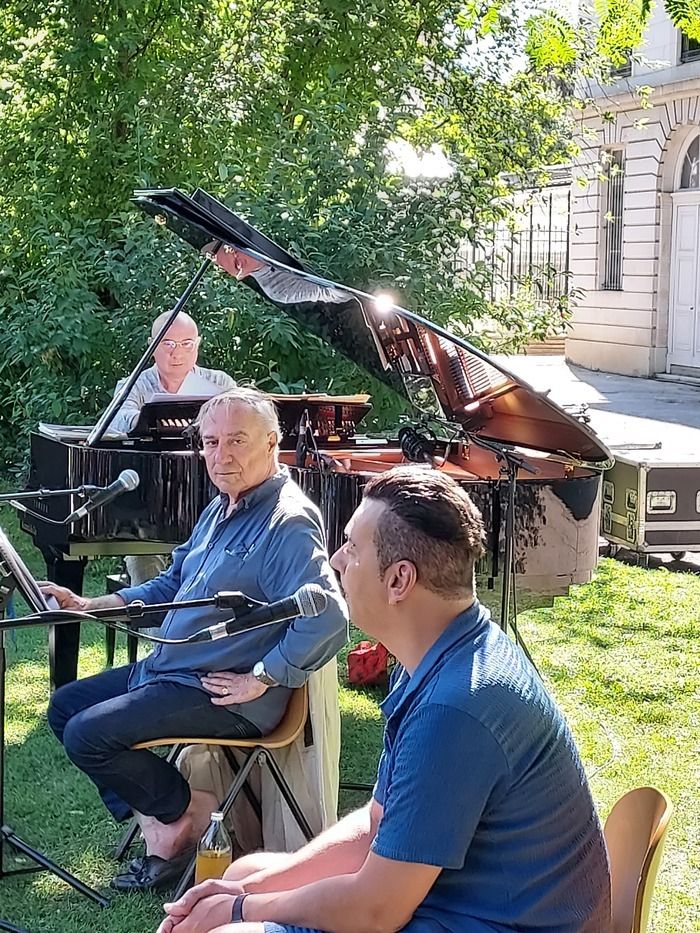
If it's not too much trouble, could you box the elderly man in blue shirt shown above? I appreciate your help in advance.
[157,467,611,933]
[42,387,348,893]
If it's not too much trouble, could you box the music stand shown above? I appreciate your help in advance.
[0,526,109,924]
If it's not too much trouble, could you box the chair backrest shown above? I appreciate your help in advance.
[232,682,309,749]
[603,786,672,933]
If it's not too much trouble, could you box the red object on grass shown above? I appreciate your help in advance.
[347,641,389,686]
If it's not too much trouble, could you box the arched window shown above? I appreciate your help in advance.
[680,135,700,189]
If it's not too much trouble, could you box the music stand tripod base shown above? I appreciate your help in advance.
[1,823,109,907]
[0,528,110,919]
[0,920,29,933]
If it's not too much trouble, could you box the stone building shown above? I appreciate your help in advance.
[567,8,700,378]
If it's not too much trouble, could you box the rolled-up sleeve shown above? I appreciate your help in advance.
[257,513,349,687]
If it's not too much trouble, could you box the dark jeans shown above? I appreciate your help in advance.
[47,664,261,824]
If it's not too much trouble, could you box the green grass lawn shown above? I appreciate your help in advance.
[1,495,699,931]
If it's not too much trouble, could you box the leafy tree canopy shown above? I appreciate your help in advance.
[0,0,657,463]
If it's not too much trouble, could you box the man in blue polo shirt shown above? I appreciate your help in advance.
[157,467,611,933]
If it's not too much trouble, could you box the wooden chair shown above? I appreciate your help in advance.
[603,786,673,933]
[113,684,313,899]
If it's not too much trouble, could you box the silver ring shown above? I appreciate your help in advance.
[222,687,229,695]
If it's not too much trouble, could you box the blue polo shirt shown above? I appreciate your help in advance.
[372,601,611,932]
[119,471,348,733]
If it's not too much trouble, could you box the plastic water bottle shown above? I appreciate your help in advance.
[194,811,232,884]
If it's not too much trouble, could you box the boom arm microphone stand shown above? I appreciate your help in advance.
[0,484,114,527]
[3,591,267,643]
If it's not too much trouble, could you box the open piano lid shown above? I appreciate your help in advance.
[133,188,612,469]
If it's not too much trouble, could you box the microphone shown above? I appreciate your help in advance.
[398,425,438,465]
[64,470,140,523]
[295,408,310,468]
[190,583,328,643]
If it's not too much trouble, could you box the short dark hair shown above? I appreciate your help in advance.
[363,467,486,599]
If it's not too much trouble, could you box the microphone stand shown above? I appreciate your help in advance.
[1,530,309,924]
[464,433,539,670]
[0,587,262,925]
[0,484,109,528]
[0,591,273,645]
[0,589,109,924]
[0,486,99,503]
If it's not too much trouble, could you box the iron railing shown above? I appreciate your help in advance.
[457,184,571,305]
[602,149,625,291]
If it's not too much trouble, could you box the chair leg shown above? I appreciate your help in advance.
[113,744,185,861]
[221,746,263,824]
[261,750,314,841]
[113,815,140,862]
[105,625,116,668]
[127,631,138,664]
[171,749,261,901]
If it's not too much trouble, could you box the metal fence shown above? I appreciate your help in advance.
[457,184,571,305]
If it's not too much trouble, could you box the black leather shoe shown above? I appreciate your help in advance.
[111,849,194,892]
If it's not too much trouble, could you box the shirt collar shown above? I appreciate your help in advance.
[219,467,289,515]
[152,363,200,392]
[380,599,491,719]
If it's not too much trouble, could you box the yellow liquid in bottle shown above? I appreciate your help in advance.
[195,849,232,884]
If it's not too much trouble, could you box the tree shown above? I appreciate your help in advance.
[0,0,652,464]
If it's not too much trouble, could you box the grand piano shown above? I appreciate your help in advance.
[20,187,613,688]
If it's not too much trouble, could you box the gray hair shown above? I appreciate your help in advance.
[196,386,282,442]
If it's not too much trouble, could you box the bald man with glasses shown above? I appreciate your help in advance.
[108,310,236,587]
[110,311,236,435]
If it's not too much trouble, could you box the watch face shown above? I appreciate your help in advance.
[253,662,275,686]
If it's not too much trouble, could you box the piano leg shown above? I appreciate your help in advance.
[42,550,86,690]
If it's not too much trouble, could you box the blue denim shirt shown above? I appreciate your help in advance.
[120,471,348,733]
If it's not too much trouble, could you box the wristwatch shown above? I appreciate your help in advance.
[252,660,277,687]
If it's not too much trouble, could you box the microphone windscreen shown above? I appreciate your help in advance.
[120,469,140,491]
[296,583,328,618]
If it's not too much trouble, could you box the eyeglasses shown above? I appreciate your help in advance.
[160,338,199,351]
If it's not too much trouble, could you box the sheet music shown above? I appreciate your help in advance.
[145,393,216,405]
[38,423,125,441]
[266,393,371,405]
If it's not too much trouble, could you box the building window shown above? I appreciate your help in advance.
[681,33,700,64]
[610,51,632,78]
[601,150,625,290]
[680,135,700,190]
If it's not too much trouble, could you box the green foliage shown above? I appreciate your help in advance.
[525,12,578,71]
[0,1,652,465]
[593,0,652,67]
[665,0,700,42]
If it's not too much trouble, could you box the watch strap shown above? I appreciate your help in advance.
[231,892,249,922]
[254,662,277,687]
